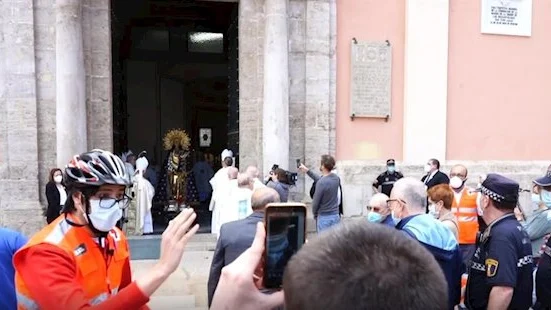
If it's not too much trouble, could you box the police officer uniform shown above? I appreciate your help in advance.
[534,171,551,310]
[373,159,403,196]
[535,234,551,309]
[465,173,533,310]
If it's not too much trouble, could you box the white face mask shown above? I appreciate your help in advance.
[424,164,432,173]
[54,175,63,184]
[428,203,439,218]
[450,176,464,189]
[476,193,484,216]
[87,199,123,232]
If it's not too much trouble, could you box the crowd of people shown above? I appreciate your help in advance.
[0,148,550,309]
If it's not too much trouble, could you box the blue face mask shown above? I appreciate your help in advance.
[391,210,401,226]
[367,212,383,223]
[387,166,395,173]
[532,193,542,204]
[541,190,551,207]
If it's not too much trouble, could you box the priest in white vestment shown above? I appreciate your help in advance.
[219,173,254,228]
[209,149,234,235]
[134,156,155,234]
[211,166,238,238]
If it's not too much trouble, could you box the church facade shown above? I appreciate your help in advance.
[0,0,549,234]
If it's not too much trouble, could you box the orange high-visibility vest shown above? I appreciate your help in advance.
[451,188,479,244]
[13,214,129,309]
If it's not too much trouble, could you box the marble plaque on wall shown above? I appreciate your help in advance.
[481,0,532,37]
[350,41,392,119]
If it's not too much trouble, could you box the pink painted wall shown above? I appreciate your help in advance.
[335,0,405,161]
[447,0,551,160]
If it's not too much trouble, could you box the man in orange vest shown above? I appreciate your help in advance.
[449,164,479,309]
[13,149,199,310]
[449,164,479,263]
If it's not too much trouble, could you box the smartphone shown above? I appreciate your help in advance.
[263,203,307,289]
[296,159,301,168]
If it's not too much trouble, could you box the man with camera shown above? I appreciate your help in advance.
[299,155,341,232]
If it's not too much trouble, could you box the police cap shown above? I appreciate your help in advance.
[476,173,519,204]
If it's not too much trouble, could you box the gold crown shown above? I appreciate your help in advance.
[163,129,191,151]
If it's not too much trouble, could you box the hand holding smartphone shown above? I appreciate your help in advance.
[263,203,307,289]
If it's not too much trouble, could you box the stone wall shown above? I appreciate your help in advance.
[338,160,549,218]
[0,0,111,234]
[238,0,337,203]
[0,0,44,235]
[83,0,112,152]
[288,0,307,201]
[238,0,264,171]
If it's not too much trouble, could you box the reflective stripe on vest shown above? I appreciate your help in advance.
[17,293,39,310]
[14,215,128,310]
[452,189,479,244]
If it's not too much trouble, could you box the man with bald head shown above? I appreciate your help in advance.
[449,164,479,265]
[390,178,462,309]
[207,187,280,306]
[245,165,266,190]
[366,193,394,226]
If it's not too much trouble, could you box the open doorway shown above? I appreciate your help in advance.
[111,0,239,234]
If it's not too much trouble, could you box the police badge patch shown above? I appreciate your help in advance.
[485,258,499,277]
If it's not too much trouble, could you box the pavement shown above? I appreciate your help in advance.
[128,215,323,309]
[129,233,217,310]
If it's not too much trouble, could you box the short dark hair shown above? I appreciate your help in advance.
[274,168,288,183]
[283,221,448,310]
[492,199,517,211]
[224,157,233,167]
[429,158,440,169]
[62,184,99,214]
[320,155,336,171]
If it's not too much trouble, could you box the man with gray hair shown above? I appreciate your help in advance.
[389,177,462,310]
[245,165,266,190]
[366,193,394,226]
[207,187,280,306]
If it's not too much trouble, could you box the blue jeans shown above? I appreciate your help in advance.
[317,214,341,232]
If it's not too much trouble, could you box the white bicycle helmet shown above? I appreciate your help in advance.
[65,149,132,187]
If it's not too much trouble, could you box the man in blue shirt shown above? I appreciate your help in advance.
[0,228,28,310]
[389,177,462,310]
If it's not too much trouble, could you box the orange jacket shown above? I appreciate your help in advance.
[13,214,142,309]
[451,188,479,244]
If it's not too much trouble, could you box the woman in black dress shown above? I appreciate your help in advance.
[45,168,67,224]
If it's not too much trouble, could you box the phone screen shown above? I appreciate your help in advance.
[264,205,306,288]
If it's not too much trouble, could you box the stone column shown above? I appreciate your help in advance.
[238,0,264,170]
[262,0,290,173]
[56,0,87,167]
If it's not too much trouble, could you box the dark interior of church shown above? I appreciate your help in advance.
[111,0,239,233]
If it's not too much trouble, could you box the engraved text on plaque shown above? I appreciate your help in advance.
[350,41,392,119]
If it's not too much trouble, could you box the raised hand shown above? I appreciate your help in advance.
[211,222,284,310]
[158,208,199,275]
